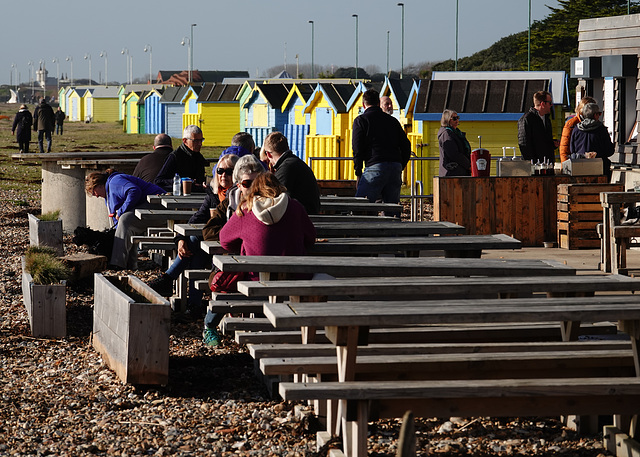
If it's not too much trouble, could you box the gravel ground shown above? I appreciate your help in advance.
[0,187,614,456]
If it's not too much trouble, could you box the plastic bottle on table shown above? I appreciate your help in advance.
[173,173,181,196]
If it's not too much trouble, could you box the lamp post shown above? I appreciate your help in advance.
[52,58,59,94]
[121,48,130,84]
[352,14,358,79]
[84,53,92,85]
[181,37,191,84]
[65,56,73,85]
[28,60,34,99]
[308,20,315,79]
[455,0,459,71]
[191,23,197,83]
[386,30,390,75]
[143,44,152,83]
[397,3,404,79]
[99,51,108,86]
[528,0,531,71]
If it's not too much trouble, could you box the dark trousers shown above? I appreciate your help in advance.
[18,139,29,153]
[56,124,63,135]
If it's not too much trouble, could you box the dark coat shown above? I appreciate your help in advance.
[273,150,321,215]
[33,101,55,132]
[132,146,173,183]
[352,105,411,176]
[438,126,471,177]
[570,119,614,178]
[12,109,32,141]
[173,186,221,244]
[517,106,556,163]
[55,109,65,125]
[154,143,208,193]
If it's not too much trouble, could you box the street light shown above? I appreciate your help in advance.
[65,56,73,85]
[52,58,59,94]
[455,0,459,71]
[28,60,34,98]
[99,51,108,85]
[84,53,92,85]
[121,48,130,84]
[528,0,531,71]
[191,23,197,84]
[181,36,191,84]
[397,3,404,79]
[143,44,152,83]
[386,30,390,75]
[352,14,358,79]
[308,20,315,79]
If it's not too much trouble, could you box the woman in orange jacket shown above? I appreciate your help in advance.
[559,96,596,163]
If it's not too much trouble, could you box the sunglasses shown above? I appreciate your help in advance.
[240,179,254,189]
[451,116,460,121]
[216,167,234,176]
[188,137,205,143]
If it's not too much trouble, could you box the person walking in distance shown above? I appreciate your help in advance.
[33,97,56,153]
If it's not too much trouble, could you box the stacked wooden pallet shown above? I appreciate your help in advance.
[557,183,623,249]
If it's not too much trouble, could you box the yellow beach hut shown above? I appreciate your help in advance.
[85,86,119,123]
[196,83,242,147]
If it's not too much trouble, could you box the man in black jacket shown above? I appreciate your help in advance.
[133,134,174,183]
[154,125,208,193]
[263,132,320,215]
[33,98,55,153]
[517,90,559,164]
[352,89,411,204]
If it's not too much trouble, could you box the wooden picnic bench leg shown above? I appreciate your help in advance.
[616,320,640,438]
[601,203,612,272]
[343,399,369,457]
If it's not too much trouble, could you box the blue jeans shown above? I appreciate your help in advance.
[166,236,211,307]
[37,130,52,153]
[356,162,403,204]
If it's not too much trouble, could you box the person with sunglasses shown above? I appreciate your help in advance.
[438,109,471,177]
[154,125,208,193]
[517,90,559,164]
[201,154,266,346]
[147,154,240,312]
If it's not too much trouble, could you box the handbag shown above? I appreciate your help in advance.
[208,269,246,293]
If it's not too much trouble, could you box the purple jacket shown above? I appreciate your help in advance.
[105,173,165,223]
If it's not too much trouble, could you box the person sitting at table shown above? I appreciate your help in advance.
[569,102,614,180]
[200,154,265,346]
[147,154,240,314]
[219,172,316,265]
[154,125,208,193]
[132,133,174,183]
[85,169,166,270]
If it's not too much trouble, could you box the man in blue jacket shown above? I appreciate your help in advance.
[352,89,411,205]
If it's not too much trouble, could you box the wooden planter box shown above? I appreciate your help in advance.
[93,273,170,385]
[21,257,66,338]
[28,213,63,256]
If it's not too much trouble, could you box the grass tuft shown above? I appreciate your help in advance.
[38,210,61,221]
[24,246,70,285]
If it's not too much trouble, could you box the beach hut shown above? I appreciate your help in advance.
[124,91,142,134]
[67,88,87,122]
[58,87,69,114]
[196,82,242,146]
[237,80,257,132]
[281,83,315,160]
[409,73,567,194]
[144,88,165,135]
[242,83,291,147]
[87,86,119,123]
[181,85,203,132]
[303,82,357,180]
[380,76,414,126]
[159,86,189,138]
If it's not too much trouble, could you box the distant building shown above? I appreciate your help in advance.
[156,70,250,86]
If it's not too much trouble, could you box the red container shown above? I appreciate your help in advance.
[471,148,491,177]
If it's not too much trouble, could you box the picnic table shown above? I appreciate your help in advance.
[12,151,151,232]
[309,214,399,223]
[210,254,574,281]
[202,234,520,258]
[319,201,402,215]
[266,296,640,457]
[135,208,193,230]
[312,220,464,237]
[600,191,640,274]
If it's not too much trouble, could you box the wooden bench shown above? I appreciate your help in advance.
[600,191,640,274]
[280,377,640,457]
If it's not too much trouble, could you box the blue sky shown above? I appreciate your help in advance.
[2,0,560,85]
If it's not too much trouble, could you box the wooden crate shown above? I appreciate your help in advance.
[557,183,623,249]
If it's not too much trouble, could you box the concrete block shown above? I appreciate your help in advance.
[62,253,108,281]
